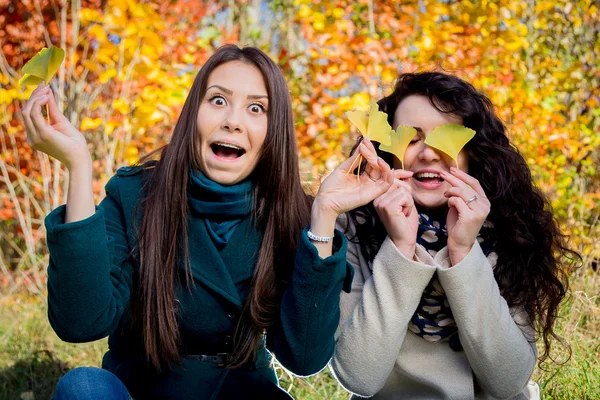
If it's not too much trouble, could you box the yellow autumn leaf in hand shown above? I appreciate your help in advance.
[380,125,417,169]
[346,101,392,146]
[18,46,65,86]
[424,124,476,167]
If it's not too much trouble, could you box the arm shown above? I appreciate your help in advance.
[330,223,437,397]
[267,227,352,376]
[435,242,537,399]
[46,176,135,342]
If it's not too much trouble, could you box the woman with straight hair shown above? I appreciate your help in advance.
[322,72,577,399]
[22,44,397,399]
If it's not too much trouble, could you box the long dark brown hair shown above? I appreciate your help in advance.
[133,45,311,371]
[348,72,579,363]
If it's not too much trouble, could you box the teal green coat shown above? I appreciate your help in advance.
[45,166,353,400]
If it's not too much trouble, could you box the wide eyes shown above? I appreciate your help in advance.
[249,104,265,114]
[210,96,226,106]
[208,95,266,115]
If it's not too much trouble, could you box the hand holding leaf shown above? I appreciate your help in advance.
[346,101,393,178]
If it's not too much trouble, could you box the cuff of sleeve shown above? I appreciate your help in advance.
[377,237,437,272]
[300,226,347,267]
[45,205,104,236]
[298,227,354,291]
[436,241,491,287]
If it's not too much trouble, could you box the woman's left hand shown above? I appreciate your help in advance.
[440,167,491,265]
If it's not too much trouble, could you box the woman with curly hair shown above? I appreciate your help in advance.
[323,72,576,399]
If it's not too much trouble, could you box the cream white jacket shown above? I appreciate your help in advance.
[331,215,537,400]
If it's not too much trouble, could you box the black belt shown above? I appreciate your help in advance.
[182,352,231,367]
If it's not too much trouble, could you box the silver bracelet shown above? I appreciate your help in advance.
[307,230,335,242]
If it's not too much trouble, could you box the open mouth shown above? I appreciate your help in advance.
[211,142,246,160]
[414,172,444,184]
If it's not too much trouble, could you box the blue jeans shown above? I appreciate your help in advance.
[53,367,132,400]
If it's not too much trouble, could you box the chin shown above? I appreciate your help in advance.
[414,197,449,211]
[204,170,247,186]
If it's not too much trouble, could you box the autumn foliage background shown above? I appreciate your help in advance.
[0,0,599,398]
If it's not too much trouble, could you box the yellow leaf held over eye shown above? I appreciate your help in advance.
[18,46,65,87]
[379,125,417,169]
[346,101,392,146]
[424,124,476,167]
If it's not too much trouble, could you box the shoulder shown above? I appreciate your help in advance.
[106,161,158,202]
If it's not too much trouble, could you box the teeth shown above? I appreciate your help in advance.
[214,142,243,151]
[416,172,441,179]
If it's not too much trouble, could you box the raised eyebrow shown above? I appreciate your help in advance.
[247,94,268,100]
[409,126,424,133]
[206,85,233,95]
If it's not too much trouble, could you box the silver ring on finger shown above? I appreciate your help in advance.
[465,195,478,205]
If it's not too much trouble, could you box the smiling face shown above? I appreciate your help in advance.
[392,95,469,209]
[196,61,269,185]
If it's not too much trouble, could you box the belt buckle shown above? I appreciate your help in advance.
[216,352,231,367]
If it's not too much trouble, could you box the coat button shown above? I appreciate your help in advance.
[223,335,233,347]
[227,311,236,319]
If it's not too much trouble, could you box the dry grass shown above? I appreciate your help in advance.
[0,263,598,399]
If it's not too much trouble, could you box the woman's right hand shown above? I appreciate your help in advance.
[373,180,418,259]
[21,83,90,170]
[313,137,413,220]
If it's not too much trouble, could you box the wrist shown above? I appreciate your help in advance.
[65,151,92,172]
[393,242,416,260]
[448,245,472,266]
[310,200,337,238]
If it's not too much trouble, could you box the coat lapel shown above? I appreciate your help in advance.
[186,216,242,308]
[220,217,261,285]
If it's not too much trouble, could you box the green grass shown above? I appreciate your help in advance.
[1,267,598,400]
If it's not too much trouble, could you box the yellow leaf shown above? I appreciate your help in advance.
[80,117,103,131]
[18,74,44,87]
[424,124,476,166]
[99,67,117,83]
[379,125,417,169]
[88,24,107,42]
[19,46,65,86]
[346,102,392,146]
[112,98,130,114]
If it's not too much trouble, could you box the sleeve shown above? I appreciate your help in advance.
[267,226,354,377]
[45,176,135,343]
[330,219,437,397]
[435,241,537,399]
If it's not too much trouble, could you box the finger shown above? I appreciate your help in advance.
[362,136,377,153]
[449,167,487,198]
[439,170,470,189]
[376,157,393,187]
[22,96,48,146]
[393,169,414,180]
[383,189,413,217]
[395,179,412,192]
[447,196,472,217]
[29,82,48,98]
[373,183,395,208]
[363,162,382,181]
[30,95,54,141]
[444,187,478,204]
[45,89,63,124]
[338,147,362,173]
[358,142,380,171]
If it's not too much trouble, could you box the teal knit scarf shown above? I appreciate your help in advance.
[188,170,253,249]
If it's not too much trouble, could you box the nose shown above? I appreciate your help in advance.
[221,107,243,133]
[418,143,441,163]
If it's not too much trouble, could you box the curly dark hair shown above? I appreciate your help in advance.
[347,71,579,363]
